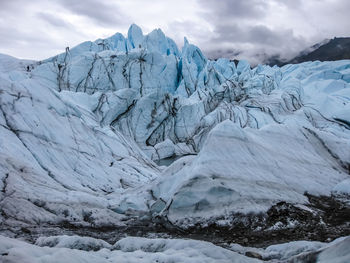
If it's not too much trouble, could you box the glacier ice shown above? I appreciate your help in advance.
[0,24,349,256]
[144,120,348,226]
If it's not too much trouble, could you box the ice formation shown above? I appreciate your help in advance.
[0,24,349,262]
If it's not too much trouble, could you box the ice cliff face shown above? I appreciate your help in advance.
[0,24,349,230]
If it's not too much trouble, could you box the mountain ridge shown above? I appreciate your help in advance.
[266,37,350,66]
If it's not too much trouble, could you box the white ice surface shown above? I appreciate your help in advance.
[1,235,349,262]
[0,235,260,263]
[144,120,348,226]
[317,236,350,263]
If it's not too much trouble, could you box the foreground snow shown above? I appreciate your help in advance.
[0,235,349,262]
[0,235,259,263]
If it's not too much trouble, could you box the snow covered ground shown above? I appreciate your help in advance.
[0,235,260,263]
[0,234,349,262]
[0,24,349,261]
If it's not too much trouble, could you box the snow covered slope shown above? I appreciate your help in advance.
[0,53,159,227]
[0,24,349,232]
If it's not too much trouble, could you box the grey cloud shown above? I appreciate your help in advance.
[200,0,268,19]
[0,23,49,46]
[0,0,80,59]
[201,22,306,61]
[57,0,129,27]
[272,0,302,9]
[197,0,309,63]
[249,25,290,45]
[0,0,25,14]
[36,12,71,28]
[166,20,213,47]
[205,49,242,61]
[0,0,349,63]
[211,24,304,47]
[0,0,33,25]
[0,22,63,59]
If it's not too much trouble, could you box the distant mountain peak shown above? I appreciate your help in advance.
[266,37,350,66]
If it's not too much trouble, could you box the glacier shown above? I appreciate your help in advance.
[0,24,349,262]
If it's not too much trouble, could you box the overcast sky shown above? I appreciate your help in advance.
[0,0,349,64]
